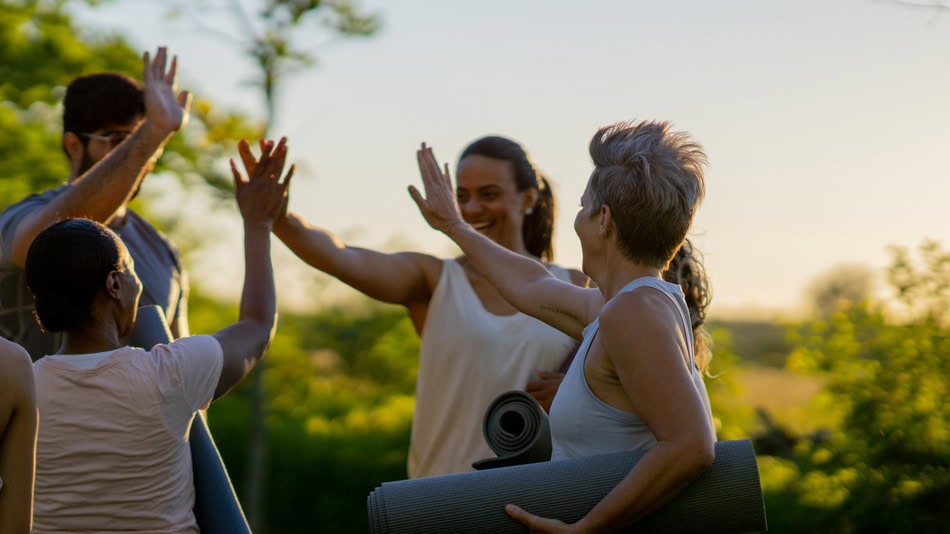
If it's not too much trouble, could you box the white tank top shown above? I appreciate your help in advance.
[410,259,576,478]
[549,276,713,460]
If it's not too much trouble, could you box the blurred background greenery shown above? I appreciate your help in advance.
[3,1,948,531]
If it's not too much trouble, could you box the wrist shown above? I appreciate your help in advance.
[445,220,468,236]
[272,213,293,235]
[136,120,174,146]
[243,218,274,233]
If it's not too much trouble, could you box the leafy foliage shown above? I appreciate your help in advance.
[764,243,950,532]
[193,294,417,533]
[0,0,260,214]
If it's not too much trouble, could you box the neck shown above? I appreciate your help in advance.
[58,329,123,355]
[57,310,124,355]
[591,252,663,301]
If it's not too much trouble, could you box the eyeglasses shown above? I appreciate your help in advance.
[80,130,133,147]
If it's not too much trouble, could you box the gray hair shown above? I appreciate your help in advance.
[587,120,707,267]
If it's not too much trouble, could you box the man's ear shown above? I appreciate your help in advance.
[63,132,84,173]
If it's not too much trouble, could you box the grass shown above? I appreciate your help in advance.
[729,365,834,436]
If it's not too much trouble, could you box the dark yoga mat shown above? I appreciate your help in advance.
[473,390,551,470]
[129,305,251,534]
[368,438,766,533]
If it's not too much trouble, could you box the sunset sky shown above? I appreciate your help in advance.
[72,0,950,316]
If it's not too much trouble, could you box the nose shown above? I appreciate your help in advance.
[460,197,481,216]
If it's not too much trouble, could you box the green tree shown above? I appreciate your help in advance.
[153,2,382,525]
[0,0,260,211]
[768,241,950,532]
[191,295,418,533]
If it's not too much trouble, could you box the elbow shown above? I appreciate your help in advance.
[685,434,716,478]
[255,316,277,357]
[666,432,715,481]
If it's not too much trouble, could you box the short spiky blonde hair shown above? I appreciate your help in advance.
[587,120,707,268]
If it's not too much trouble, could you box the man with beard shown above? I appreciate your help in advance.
[0,47,192,360]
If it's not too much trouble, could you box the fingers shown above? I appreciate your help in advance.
[142,51,150,82]
[177,90,191,109]
[536,370,564,380]
[407,185,426,210]
[238,139,256,173]
[166,54,178,86]
[259,137,288,179]
[230,158,246,191]
[525,380,545,393]
[143,47,177,89]
[152,46,167,82]
[417,145,447,197]
[258,138,275,158]
[505,504,533,526]
[282,164,296,190]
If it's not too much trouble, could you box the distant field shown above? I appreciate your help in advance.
[723,365,833,435]
[709,319,793,368]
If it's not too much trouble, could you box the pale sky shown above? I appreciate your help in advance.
[71,0,950,317]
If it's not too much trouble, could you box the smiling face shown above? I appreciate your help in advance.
[456,154,536,254]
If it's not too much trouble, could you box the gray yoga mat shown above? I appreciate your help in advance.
[472,390,551,470]
[368,438,766,533]
[129,305,251,534]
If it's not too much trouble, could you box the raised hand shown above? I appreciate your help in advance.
[231,137,295,226]
[409,143,467,235]
[141,46,191,135]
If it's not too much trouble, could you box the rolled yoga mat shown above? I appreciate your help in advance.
[128,305,252,534]
[368,438,766,533]
[472,390,551,470]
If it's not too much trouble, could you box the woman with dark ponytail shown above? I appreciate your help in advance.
[274,135,588,478]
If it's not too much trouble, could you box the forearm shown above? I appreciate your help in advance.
[10,121,170,268]
[57,120,169,221]
[239,221,277,340]
[274,212,431,305]
[576,440,714,532]
[445,222,552,308]
[273,211,348,274]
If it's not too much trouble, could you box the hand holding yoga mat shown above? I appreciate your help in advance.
[129,305,251,534]
[473,390,551,470]
[368,438,767,533]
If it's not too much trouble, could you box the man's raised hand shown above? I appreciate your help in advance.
[142,46,191,136]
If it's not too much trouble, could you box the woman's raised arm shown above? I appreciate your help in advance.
[410,143,600,339]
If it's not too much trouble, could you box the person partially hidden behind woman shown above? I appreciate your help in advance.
[412,119,716,532]
[27,138,293,532]
[0,337,37,534]
[270,135,587,478]
[526,238,712,414]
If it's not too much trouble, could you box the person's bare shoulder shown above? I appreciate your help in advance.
[568,268,591,288]
[598,286,681,357]
[0,339,34,397]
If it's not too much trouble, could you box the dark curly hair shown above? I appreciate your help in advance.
[662,238,713,373]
